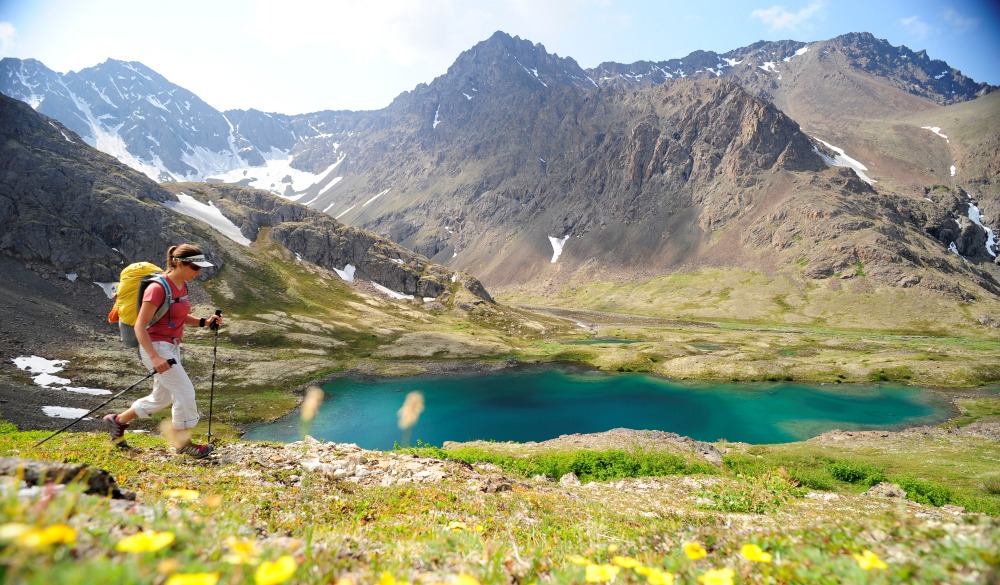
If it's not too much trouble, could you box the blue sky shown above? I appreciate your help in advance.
[1,0,997,114]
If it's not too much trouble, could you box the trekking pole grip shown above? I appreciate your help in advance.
[152,358,177,374]
[210,309,222,331]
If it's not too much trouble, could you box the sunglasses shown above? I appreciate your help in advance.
[180,260,202,271]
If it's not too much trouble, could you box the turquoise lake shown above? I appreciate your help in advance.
[244,366,955,450]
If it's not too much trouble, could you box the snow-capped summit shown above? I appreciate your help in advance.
[0,57,312,184]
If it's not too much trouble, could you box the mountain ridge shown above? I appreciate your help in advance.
[2,30,999,323]
[2,31,993,185]
[0,92,492,303]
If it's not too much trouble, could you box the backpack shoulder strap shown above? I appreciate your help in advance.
[146,275,173,328]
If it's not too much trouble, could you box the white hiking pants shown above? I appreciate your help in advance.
[131,341,200,430]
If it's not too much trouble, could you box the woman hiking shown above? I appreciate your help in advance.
[104,244,222,458]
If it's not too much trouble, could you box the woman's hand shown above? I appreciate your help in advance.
[151,354,172,373]
[206,313,223,329]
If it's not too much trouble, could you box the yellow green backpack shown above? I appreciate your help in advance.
[107,262,175,348]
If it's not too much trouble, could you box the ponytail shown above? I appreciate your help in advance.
[166,245,178,270]
[165,244,203,271]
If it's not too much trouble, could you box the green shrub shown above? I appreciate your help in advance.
[894,475,953,507]
[952,494,1000,516]
[697,471,807,514]
[409,447,716,483]
[826,459,886,486]
[722,454,771,476]
[789,468,836,491]
[982,476,1000,495]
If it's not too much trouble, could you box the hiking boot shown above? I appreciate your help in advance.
[103,414,131,448]
[177,442,214,459]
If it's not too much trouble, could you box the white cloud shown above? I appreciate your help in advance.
[900,15,932,39]
[245,0,594,67]
[750,1,824,31]
[0,22,17,58]
[942,9,978,31]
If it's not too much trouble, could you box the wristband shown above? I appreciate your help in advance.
[200,318,207,327]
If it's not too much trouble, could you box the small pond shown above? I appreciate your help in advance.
[244,365,955,450]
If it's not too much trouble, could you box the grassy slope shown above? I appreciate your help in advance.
[1,415,997,584]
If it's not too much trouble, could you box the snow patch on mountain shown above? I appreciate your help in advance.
[181,144,249,181]
[813,138,876,184]
[207,151,342,199]
[921,126,949,143]
[163,192,252,246]
[549,235,569,263]
[783,46,809,62]
[334,264,356,283]
[363,188,391,207]
[967,200,998,257]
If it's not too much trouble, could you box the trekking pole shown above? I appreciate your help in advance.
[206,309,222,444]
[34,359,176,448]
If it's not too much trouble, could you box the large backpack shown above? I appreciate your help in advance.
[107,262,177,348]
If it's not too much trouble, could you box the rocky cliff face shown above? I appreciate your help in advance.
[291,32,999,298]
[168,182,492,301]
[0,93,208,281]
[289,70,882,288]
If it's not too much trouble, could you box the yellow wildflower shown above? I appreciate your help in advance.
[644,568,675,585]
[567,554,591,565]
[163,488,200,500]
[585,564,620,583]
[116,531,175,553]
[613,555,640,568]
[740,543,773,563]
[255,555,297,585]
[697,568,735,585]
[454,575,481,585]
[223,536,262,564]
[379,573,399,585]
[607,543,619,553]
[335,578,355,585]
[0,523,31,542]
[447,521,468,532]
[165,572,220,585]
[853,549,888,570]
[14,524,77,549]
[683,542,707,560]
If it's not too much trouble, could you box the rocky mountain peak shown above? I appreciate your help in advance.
[437,30,594,93]
[0,57,290,183]
[827,32,994,103]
